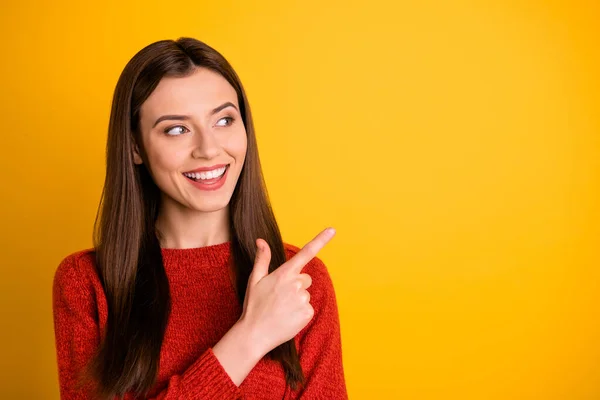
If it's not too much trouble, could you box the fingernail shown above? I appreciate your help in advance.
[328,227,336,235]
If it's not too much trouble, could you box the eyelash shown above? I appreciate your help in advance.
[164,116,235,136]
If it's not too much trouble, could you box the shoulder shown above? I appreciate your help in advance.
[53,249,98,301]
[52,249,103,336]
[283,242,328,274]
[283,242,342,341]
[283,242,337,302]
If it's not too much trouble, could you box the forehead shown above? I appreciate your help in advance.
[140,67,238,119]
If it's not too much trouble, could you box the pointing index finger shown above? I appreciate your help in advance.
[283,228,336,275]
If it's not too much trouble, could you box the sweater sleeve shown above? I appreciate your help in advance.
[289,255,349,399]
[52,252,243,400]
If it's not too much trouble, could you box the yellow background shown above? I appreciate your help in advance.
[1,0,598,398]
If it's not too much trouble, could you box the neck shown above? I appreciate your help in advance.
[155,196,231,249]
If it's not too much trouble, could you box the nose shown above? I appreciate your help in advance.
[191,127,221,160]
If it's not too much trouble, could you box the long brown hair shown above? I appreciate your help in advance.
[85,37,304,399]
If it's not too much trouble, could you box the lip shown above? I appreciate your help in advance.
[184,163,229,173]
[183,164,230,191]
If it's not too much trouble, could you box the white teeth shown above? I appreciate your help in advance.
[184,166,227,181]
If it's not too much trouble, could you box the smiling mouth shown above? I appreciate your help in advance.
[182,164,229,182]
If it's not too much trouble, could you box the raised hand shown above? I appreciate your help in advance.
[239,227,336,357]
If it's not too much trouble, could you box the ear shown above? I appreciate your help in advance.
[132,142,143,165]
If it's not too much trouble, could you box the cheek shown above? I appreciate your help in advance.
[227,130,248,159]
[146,143,187,178]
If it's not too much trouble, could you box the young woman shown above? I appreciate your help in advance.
[51,37,348,399]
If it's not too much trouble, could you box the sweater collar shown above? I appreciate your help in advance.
[160,240,232,267]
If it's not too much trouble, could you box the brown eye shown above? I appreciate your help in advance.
[164,125,189,136]
[215,117,234,127]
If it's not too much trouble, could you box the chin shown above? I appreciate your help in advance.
[188,199,230,213]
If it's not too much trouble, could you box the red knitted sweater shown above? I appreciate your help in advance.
[52,241,348,399]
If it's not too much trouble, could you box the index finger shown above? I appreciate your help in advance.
[281,227,336,275]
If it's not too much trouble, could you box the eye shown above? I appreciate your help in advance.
[215,116,234,127]
[164,125,189,136]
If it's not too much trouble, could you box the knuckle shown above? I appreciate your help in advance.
[274,271,285,284]
[303,291,310,303]
[303,242,317,255]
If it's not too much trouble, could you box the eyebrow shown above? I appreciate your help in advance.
[152,101,238,128]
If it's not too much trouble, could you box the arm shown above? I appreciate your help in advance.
[52,253,253,400]
[290,256,349,399]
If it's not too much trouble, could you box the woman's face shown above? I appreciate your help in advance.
[135,67,247,213]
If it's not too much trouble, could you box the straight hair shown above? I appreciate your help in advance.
[80,37,304,399]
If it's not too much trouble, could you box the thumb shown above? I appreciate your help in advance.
[248,238,271,287]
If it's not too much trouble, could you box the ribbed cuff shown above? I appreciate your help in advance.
[181,347,242,400]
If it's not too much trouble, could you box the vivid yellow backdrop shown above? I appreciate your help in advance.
[0,0,598,398]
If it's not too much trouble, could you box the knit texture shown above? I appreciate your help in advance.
[52,241,348,399]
